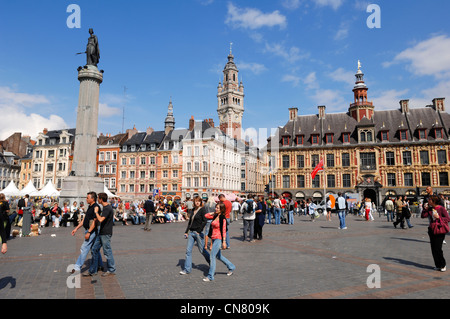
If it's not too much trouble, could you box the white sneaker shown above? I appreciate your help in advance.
[202,277,211,282]
[227,271,234,276]
[179,270,188,275]
[441,266,447,272]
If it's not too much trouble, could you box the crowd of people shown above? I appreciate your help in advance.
[0,185,449,278]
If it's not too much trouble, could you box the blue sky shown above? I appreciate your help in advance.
[1,0,450,147]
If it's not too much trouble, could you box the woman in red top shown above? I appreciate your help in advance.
[421,195,450,272]
[203,203,235,281]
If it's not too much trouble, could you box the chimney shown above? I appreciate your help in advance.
[209,119,215,128]
[43,128,48,135]
[400,99,409,114]
[433,98,445,112]
[289,108,298,121]
[189,116,195,131]
[318,105,326,119]
[146,127,154,135]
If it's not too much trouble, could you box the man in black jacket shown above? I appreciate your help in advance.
[143,195,155,231]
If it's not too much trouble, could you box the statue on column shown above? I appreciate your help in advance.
[86,28,100,66]
[77,28,100,67]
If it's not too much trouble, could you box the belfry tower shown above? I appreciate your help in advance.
[348,60,374,122]
[217,45,245,140]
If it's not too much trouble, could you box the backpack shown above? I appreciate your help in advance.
[246,200,254,215]
[18,198,26,209]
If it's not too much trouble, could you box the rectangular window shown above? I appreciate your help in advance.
[343,174,351,188]
[282,137,290,146]
[150,157,156,165]
[404,173,413,187]
[283,175,290,188]
[326,154,334,167]
[386,152,395,166]
[403,151,412,165]
[343,133,350,144]
[173,170,178,178]
[420,151,429,165]
[438,150,447,165]
[419,130,427,140]
[342,153,350,167]
[400,130,408,141]
[203,177,208,187]
[296,136,304,145]
[436,129,443,139]
[422,172,431,186]
[387,173,396,187]
[297,155,304,168]
[282,155,290,169]
[297,175,305,188]
[312,175,320,188]
[311,135,319,145]
[140,171,146,179]
[326,134,333,144]
[327,175,335,188]
[440,172,449,186]
[381,131,389,142]
[311,155,319,168]
[140,157,146,165]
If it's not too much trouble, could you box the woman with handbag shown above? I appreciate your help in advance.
[421,195,450,272]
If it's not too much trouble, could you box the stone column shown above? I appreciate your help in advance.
[60,65,104,206]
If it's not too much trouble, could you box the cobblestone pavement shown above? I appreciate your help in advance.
[0,213,449,300]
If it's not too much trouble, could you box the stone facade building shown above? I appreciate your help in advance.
[266,64,450,205]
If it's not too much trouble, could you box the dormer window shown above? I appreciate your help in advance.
[194,130,201,139]
[150,144,156,151]
[359,129,373,143]
[399,130,408,141]
[311,134,319,145]
[141,144,146,151]
[122,145,127,152]
[296,135,304,146]
[380,131,389,142]
[282,136,290,146]
[418,129,427,140]
[325,134,333,145]
[435,128,444,139]
[164,141,169,150]
[342,133,350,144]
[131,145,136,152]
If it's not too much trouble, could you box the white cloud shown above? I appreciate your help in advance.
[225,3,287,30]
[264,42,308,64]
[334,21,349,41]
[238,61,268,75]
[386,35,450,79]
[304,72,319,90]
[310,88,347,112]
[372,89,409,110]
[329,67,355,87]
[282,74,301,87]
[313,0,344,10]
[281,0,302,10]
[99,103,122,117]
[0,86,68,140]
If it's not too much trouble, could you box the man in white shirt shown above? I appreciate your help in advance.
[337,193,347,230]
[272,196,282,225]
[241,196,256,242]
[231,199,241,223]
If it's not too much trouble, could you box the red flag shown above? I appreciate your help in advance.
[311,158,324,180]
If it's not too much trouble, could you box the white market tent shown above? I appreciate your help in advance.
[19,181,40,197]
[104,185,118,199]
[37,180,60,197]
[0,181,21,197]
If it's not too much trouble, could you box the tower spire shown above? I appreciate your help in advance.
[348,60,374,121]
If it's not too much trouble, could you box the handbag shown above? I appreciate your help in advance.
[431,217,450,235]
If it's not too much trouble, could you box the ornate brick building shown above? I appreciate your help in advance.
[266,63,450,205]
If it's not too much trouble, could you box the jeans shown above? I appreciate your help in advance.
[183,231,210,273]
[207,238,235,281]
[243,219,254,241]
[386,210,394,222]
[338,210,346,229]
[74,230,100,272]
[204,220,212,238]
[288,210,294,224]
[144,213,153,229]
[274,208,281,225]
[90,234,115,274]
[225,218,230,248]
[267,207,272,224]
